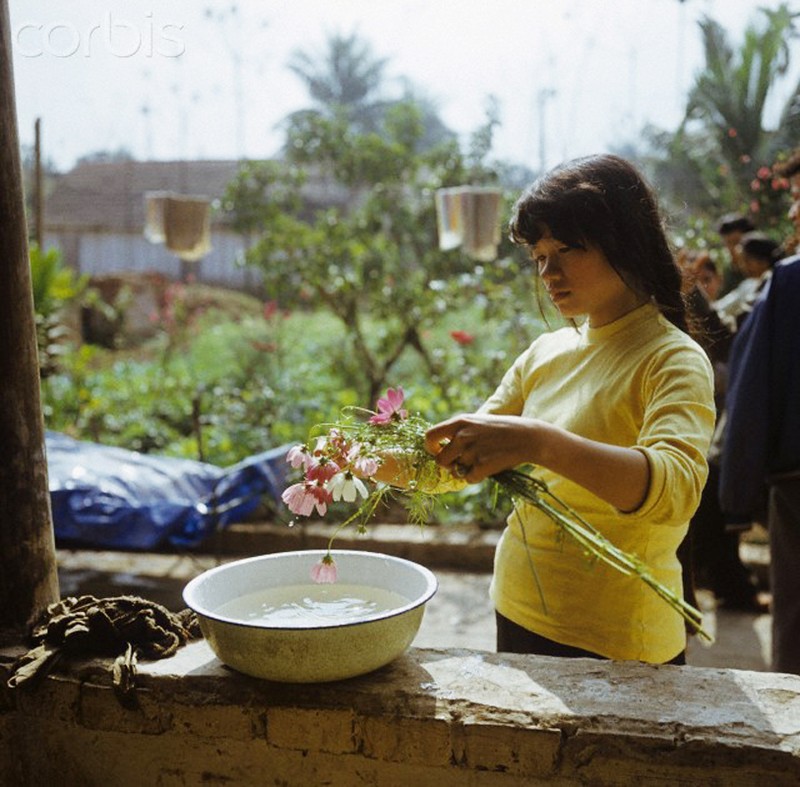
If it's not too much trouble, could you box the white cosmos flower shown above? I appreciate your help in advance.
[329,471,369,503]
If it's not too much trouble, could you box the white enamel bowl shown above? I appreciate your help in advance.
[183,549,438,683]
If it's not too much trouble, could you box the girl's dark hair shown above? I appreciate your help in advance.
[508,154,689,333]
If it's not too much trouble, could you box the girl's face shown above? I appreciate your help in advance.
[530,226,644,328]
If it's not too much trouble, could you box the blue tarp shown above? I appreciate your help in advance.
[46,431,289,550]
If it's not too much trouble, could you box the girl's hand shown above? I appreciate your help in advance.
[424,414,538,483]
[425,413,651,512]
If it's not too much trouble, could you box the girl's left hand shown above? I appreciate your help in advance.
[424,414,539,483]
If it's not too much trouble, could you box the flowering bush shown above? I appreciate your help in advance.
[449,329,475,345]
[282,388,711,640]
[746,158,791,228]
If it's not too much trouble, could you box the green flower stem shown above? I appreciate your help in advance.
[324,483,395,555]
[496,469,710,641]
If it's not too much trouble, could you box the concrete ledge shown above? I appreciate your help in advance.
[2,641,799,785]
[201,520,772,581]
[57,518,770,582]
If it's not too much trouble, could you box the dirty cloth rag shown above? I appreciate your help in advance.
[7,595,201,703]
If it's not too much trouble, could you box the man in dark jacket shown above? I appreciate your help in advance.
[720,150,800,675]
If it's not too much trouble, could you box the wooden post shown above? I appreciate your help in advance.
[0,0,60,637]
[34,116,42,249]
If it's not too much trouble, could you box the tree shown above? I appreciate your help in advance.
[283,32,457,152]
[647,4,799,231]
[225,34,546,410]
[225,98,523,408]
[285,32,390,135]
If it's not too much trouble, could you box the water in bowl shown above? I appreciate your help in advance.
[215,583,412,628]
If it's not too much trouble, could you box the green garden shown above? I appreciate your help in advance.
[31,5,799,526]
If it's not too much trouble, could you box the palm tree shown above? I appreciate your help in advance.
[283,33,455,152]
[683,4,799,192]
[285,32,389,134]
[647,4,799,227]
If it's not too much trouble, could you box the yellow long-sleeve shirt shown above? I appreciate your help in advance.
[481,303,715,662]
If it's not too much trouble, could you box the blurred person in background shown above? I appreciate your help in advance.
[739,232,781,290]
[713,223,777,332]
[693,255,723,302]
[720,149,800,674]
[716,213,755,297]
[774,149,800,257]
[679,251,764,612]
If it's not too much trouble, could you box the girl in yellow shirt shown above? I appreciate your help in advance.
[426,154,715,664]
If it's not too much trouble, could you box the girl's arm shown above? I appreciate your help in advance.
[424,414,650,513]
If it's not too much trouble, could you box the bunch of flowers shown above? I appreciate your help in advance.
[281,388,440,576]
[281,387,710,640]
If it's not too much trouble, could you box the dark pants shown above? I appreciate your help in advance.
[495,612,686,666]
[769,475,800,675]
[691,463,759,604]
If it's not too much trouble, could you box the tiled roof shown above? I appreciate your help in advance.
[44,159,241,231]
[43,159,352,232]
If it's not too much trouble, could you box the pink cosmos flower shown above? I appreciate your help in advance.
[281,482,318,516]
[286,444,310,469]
[322,429,351,465]
[282,480,333,517]
[311,555,338,584]
[349,445,379,477]
[305,457,340,482]
[369,387,408,424]
[308,482,333,516]
[324,428,348,451]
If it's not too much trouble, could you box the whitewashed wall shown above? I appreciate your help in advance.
[44,229,263,292]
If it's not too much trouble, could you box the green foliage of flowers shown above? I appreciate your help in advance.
[29,244,88,377]
[40,283,539,498]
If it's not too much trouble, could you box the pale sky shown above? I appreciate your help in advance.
[9,0,799,173]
